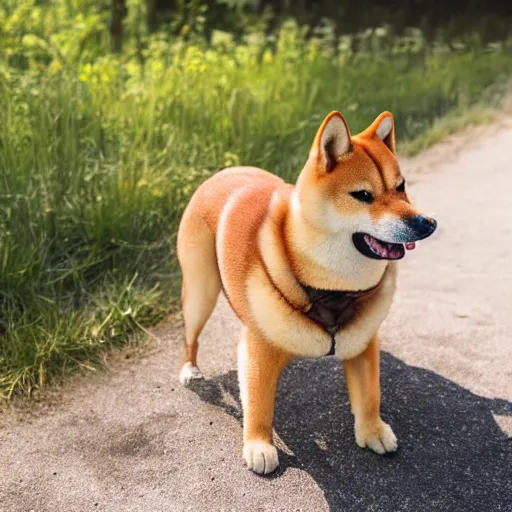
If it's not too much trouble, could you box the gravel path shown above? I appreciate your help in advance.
[1,119,512,512]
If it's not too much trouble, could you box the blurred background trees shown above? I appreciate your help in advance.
[144,0,512,44]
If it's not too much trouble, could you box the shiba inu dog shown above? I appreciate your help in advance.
[177,111,437,474]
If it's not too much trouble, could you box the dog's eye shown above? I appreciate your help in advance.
[396,180,406,193]
[349,190,374,204]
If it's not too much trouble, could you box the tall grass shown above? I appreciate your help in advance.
[1,6,512,398]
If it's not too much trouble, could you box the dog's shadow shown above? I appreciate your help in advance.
[189,352,512,511]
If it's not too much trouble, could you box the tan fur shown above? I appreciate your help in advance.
[177,111,435,473]
[238,327,293,474]
[344,335,398,453]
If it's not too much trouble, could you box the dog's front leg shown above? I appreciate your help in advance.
[343,334,398,454]
[238,327,293,474]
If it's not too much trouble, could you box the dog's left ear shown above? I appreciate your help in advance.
[312,111,352,172]
[365,111,396,153]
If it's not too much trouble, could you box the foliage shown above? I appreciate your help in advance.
[1,1,512,399]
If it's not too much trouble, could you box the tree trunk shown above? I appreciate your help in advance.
[110,0,126,52]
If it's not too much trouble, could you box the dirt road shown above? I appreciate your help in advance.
[1,120,512,512]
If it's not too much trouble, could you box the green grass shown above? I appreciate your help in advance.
[399,106,499,156]
[1,7,512,399]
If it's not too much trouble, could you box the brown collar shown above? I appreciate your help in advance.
[301,282,381,356]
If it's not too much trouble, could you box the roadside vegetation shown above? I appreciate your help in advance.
[1,0,511,399]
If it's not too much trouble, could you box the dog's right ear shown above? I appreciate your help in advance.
[311,111,352,172]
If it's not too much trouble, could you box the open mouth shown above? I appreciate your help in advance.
[352,233,416,260]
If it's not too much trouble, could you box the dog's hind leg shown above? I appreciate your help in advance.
[177,215,221,386]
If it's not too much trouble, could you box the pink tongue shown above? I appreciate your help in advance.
[405,242,416,250]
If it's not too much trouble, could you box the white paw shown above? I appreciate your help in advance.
[355,419,398,454]
[243,440,279,475]
[179,362,204,386]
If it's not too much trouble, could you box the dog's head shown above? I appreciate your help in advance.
[295,111,437,261]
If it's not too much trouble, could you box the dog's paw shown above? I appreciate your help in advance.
[179,362,204,386]
[355,419,398,454]
[243,440,279,475]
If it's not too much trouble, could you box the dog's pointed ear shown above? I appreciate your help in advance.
[311,111,351,172]
[366,111,396,153]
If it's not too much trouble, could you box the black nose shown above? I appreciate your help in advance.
[406,215,437,239]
